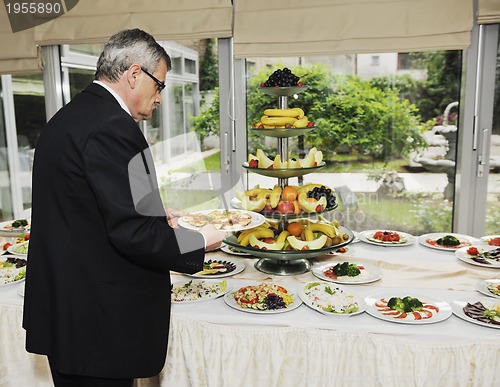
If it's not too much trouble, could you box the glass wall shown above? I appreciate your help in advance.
[243,51,462,235]
[0,80,13,221]
[485,28,500,235]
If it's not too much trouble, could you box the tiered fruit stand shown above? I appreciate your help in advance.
[224,83,354,275]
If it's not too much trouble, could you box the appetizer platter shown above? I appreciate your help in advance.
[0,255,27,286]
[171,279,230,303]
[0,218,30,236]
[298,281,366,316]
[418,233,480,251]
[7,240,29,257]
[178,209,264,232]
[451,297,500,329]
[481,235,500,246]
[455,245,500,268]
[224,282,301,314]
[312,261,382,284]
[187,257,245,279]
[476,280,500,299]
[365,293,452,324]
[359,230,415,247]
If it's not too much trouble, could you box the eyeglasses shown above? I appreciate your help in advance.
[141,67,165,92]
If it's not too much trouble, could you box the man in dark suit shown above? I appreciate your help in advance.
[22,28,226,386]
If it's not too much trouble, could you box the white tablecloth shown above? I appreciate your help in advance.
[2,238,500,386]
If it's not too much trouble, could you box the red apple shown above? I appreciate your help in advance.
[276,201,295,214]
[263,203,274,213]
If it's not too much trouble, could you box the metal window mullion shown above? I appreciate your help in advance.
[1,75,24,218]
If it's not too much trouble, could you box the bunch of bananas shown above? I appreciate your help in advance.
[253,108,313,129]
[233,219,348,251]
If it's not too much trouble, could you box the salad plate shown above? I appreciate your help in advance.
[359,230,415,247]
[451,297,500,329]
[476,280,500,299]
[481,235,500,247]
[455,245,500,268]
[365,292,452,324]
[418,233,481,251]
[186,257,245,279]
[298,282,366,316]
[7,240,29,257]
[224,283,301,314]
[0,219,30,236]
[0,255,27,286]
[171,279,230,304]
[311,261,382,284]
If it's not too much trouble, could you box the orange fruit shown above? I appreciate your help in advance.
[282,186,299,202]
[287,222,303,237]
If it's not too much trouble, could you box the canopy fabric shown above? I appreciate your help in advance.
[0,0,233,75]
[478,0,500,24]
[233,0,474,58]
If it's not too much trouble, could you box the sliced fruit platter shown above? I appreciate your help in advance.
[171,279,230,303]
[235,183,337,219]
[224,282,301,314]
[365,293,452,324]
[0,256,27,286]
[312,261,382,284]
[359,230,415,246]
[418,233,480,251]
[187,258,245,279]
[451,297,500,329]
[455,245,500,268]
[298,281,366,316]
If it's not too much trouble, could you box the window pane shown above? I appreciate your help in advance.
[0,81,13,221]
[68,68,95,99]
[245,51,462,234]
[486,29,500,235]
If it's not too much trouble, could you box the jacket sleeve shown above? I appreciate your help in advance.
[82,113,204,273]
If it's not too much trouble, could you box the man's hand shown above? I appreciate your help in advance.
[198,224,226,251]
[166,208,186,228]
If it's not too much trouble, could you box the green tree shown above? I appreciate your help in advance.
[199,39,218,91]
[189,87,220,149]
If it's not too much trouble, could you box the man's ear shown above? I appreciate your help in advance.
[127,64,142,89]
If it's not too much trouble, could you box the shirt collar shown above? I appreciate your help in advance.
[93,80,131,116]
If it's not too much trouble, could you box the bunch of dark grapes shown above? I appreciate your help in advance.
[262,68,301,87]
[307,186,337,209]
[265,294,286,310]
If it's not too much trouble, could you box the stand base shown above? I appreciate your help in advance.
[254,258,311,276]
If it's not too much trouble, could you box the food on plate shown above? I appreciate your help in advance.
[9,241,29,255]
[463,300,500,325]
[180,210,252,230]
[232,283,294,311]
[464,246,500,265]
[375,296,439,320]
[487,283,500,296]
[253,108,313,129]
[323,262,371,281]
[16,233,30,243]
[426,235,471,249]
[484,236,500,246]
[369,231,406,244]
[247,148,322,169]
[235,219,349,251]
[260,68,303,88]
[237,183,336,215]
[0,256,27,285]
[194,259,237,276]
[2,218,30,230]
[171,279,228,302]
[302,282,359,314]
[2,242,12,251]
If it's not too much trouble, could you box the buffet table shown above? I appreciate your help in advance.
[1,237,500,387]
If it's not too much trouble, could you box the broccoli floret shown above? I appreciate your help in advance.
[436,235,460,246]
[333,262,349,276]
[407,297,423,311]
[387,297,405,311]
[12,219,28,228]
[347,264,361,277]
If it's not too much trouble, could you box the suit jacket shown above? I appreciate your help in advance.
[22,83,205,378]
